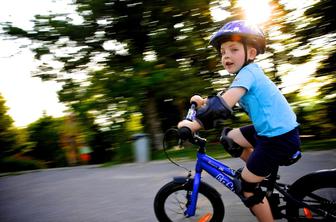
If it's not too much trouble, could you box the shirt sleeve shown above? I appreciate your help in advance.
[229,68,255,91]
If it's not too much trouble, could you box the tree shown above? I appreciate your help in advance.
[4,0,216,150]
[0,93,18,158]
[276,0,336,137]
[27,115,67,167]
[298,0,336,136]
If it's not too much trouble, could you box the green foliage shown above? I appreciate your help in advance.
[115,141,134,163]
[4,26,28,36]
[0,156,46,173]
[47,0,216,149]
[27,115,67,167]
[300,138,336,151]
[126,113,144,134]
[286,0,336,136]
[0,94,19,158]
[152,138,336,162]
[152,142,230,161]
[87,125,115,164]
[297,0,336,45]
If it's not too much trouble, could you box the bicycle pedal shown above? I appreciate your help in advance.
[303,208,313,219]
[235,167,243,175]
[198,213,212,222]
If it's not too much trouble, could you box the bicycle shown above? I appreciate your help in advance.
[153,104,336,222]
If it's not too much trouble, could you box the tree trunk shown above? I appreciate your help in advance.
[143,94,163,150]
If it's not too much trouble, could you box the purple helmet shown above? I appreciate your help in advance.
[209,20,266,54]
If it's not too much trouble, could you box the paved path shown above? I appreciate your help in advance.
[0,150,335,222]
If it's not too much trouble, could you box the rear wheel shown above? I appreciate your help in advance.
[154,180,225,222]
[286,169,336,222]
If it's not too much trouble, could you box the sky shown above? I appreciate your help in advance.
[0,0,77,127]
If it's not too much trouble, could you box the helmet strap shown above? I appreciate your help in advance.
[243,39,248,64]
[242,39,254,67]
[235,39,252,74]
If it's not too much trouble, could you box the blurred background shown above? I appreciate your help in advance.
[0,0,335,172]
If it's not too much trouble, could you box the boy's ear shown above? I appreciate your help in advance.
[248,47,257,60]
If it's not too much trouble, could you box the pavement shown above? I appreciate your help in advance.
[0,150,335,222]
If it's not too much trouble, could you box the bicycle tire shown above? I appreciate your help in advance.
[154,179,225,222]
[286,169,336,222]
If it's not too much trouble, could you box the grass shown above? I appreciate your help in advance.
[300,138,336,151]
[100,138,336,168]
[151,143,227,161]
[151,138,336,162]
[0,156,46,173]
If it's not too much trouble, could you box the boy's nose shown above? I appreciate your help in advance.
[222,54,229,61]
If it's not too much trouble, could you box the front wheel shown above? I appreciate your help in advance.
[154,179,225,222]
[286,169,336,222]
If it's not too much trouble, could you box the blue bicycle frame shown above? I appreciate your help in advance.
[185,150,238,217]
[181,104,240,217]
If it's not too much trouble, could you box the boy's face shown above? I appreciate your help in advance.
[220,41,256,74]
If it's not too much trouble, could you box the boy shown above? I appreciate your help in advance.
[178,20,301,222]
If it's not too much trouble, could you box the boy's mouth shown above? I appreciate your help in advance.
[225,62,234,67]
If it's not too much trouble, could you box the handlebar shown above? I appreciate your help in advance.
[177,103,207,149]
[177,126,207,149]
[177,126,193,140]
[185,102,197,121]
[178,102,197,139]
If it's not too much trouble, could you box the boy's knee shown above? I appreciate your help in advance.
[227,128,243,141]
[235,172,265,208]
[220,127,244,157]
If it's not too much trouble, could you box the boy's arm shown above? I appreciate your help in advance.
[222,87,246,107]
[178,87,246,132]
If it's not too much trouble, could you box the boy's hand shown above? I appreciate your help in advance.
[177,95,205,133]
[177,119,202,132]
[190,95,205,108]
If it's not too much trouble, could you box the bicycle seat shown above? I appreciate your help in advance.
[282,150,302,166]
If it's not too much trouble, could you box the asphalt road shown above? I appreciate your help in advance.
[0,150,335,222]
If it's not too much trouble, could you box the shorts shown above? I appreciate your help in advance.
[240,125,301,177]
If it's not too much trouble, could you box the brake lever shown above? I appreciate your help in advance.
[193,134,207,148]
[178,138,184,148]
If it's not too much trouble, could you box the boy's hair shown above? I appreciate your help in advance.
[210,20,266,55]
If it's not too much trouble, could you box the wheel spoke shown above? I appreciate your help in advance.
[154,181,224,222]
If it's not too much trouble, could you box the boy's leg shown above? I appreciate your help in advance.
[227,127,254,162]
[228,126,275,221]
[241,167,274,222]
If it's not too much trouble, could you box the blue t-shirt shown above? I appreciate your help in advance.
[230,63,298,137]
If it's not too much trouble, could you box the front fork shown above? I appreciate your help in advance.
[184,165,202,217]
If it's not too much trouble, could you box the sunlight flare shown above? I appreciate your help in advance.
[238,0,271,24]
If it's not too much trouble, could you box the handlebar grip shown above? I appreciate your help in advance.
[177,127,193,140]
[185,103,197,121]
[190,102,197,108]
